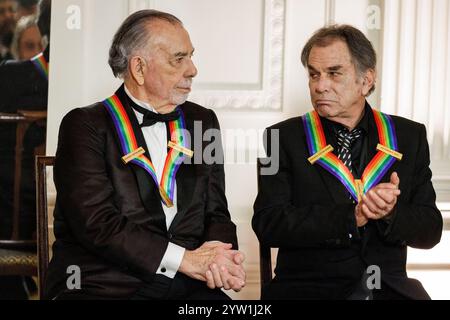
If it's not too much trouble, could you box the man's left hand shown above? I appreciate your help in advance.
[360,172,401,220]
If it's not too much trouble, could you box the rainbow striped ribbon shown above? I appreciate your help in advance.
[302,109,401,202]
[103,94,188,207]
[30,52,48,80]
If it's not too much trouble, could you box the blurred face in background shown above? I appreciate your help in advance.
[0,0,16,46]
[18,23,41,59]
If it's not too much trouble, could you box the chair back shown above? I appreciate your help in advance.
[0,110,47,240]
[35,155,55,300]
[0,112,46,282]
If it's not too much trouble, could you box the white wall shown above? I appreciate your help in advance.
[46,0,450,299]
[47,0,125,156]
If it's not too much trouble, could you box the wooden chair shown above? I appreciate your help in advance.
[0,111,47,283]
[35,156,54,300]
[256,158,274,292]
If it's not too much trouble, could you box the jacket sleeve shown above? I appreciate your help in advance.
[202,110,238,249]
[54,108,169,281]
[380,124,443,249]
[252,127,356,249]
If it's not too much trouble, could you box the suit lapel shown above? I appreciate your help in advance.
[304,119,352,203]
[112,86,167,230]
[305,107,384,203]
[315,161,351,203]
[169,103,196,232]
[366,109,379,170]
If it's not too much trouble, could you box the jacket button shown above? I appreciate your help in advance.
[168,233,173,240]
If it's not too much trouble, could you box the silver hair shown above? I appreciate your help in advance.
[108,9,182,79]
[11,14,39,60]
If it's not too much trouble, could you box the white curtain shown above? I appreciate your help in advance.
[380,0,450,200]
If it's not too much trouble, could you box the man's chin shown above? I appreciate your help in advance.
[171,94,189,106]
[314,104,335,117]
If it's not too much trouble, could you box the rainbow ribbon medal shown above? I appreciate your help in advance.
[103,94,192,207]
[30,52,49,80]
[302,109,402,202]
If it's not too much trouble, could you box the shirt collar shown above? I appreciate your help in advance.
[322,101,371,135]
[124,85,158,114]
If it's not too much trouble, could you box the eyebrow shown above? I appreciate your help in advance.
[327,65,343,71]
[173,48,195,58]
[307,64,344,72]
[307,65,318,73]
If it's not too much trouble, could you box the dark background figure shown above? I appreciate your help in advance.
[0,0,50,299]
[15,0,38,20]
[11,15,43,60]
[0,0,17,63]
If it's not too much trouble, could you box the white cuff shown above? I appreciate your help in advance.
[156,242,185,279]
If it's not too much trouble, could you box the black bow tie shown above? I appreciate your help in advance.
[130,101,180,127]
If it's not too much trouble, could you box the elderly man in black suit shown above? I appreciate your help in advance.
[253,25,442,300]
[45,10,245,300]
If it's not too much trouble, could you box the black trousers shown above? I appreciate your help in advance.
[131,273,230,300]
[56,274,230,300]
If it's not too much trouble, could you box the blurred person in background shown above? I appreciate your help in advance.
[0,0,17,63]
[10,14,42,60]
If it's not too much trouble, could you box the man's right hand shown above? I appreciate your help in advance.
[178,241,246,292]
[355,202,368,227]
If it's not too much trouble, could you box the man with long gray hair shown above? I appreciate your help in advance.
[46,10,245,300]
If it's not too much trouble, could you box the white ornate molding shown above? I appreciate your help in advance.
[189,0,285,110]
[126,0,285,110]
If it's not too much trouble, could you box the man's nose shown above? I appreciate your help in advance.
[314,75,330,94]
[185,58,198,78]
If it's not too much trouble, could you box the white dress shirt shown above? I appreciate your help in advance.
[124,86,185,279]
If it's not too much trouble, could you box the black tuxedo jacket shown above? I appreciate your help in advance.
[45,86,237,299]
[253,108,442,300]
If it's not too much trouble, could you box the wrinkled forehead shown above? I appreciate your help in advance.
[308,39,354,68]
[146,19,193,54]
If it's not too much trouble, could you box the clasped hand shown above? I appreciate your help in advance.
[179,241,246,292]
[355,172,401,227]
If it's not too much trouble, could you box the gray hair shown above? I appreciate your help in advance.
[11,15,39,60]
[108,9,182,78]
[301,24,377,95]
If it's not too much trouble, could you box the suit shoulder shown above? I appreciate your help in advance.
[0,60,37,85]
[390,114,425,132]
[61,102,108,128]
[267,116,303,131]
[181,101,221,126]
[0,60,37,82]
[0,59,34,71]
[182,100,213,116]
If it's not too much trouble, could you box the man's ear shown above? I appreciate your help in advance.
[362,69,376,96]
[129,56,146,86]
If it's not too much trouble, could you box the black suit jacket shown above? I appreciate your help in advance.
[0,47,49,239]
[45,86,237,299]
[253,108,443,300]
[0,46,49,112]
